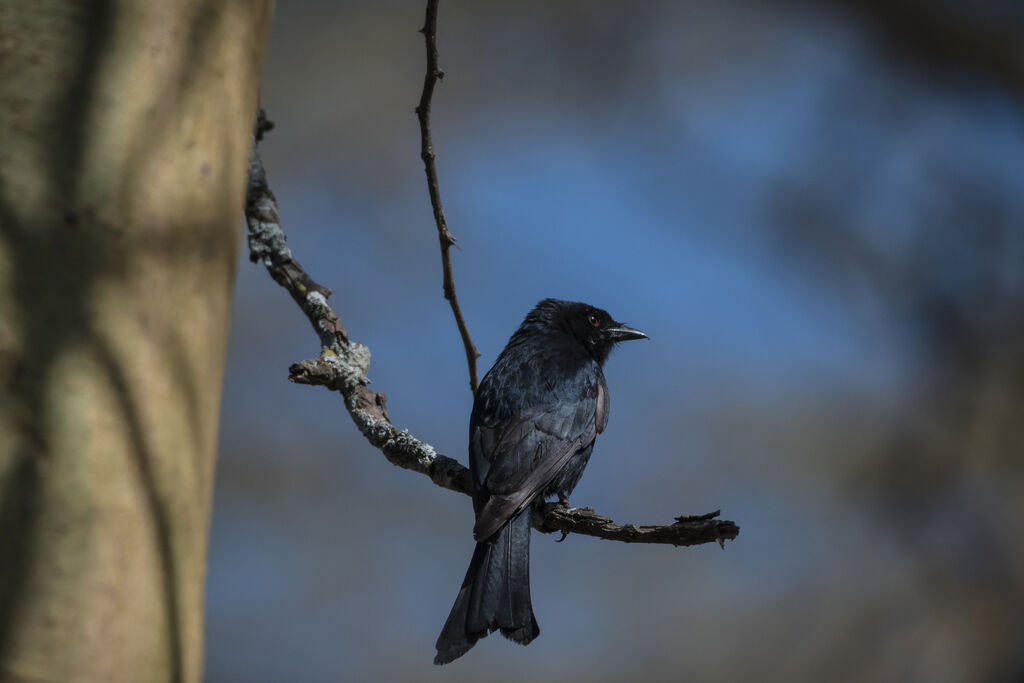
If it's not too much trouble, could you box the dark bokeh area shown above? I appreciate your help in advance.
[206,1,1024,680]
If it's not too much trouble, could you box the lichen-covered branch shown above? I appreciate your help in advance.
[414,0,481,394]
[246,111,348,352]
[244,113,739,548]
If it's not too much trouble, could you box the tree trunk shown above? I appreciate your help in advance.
[0,1,271,681]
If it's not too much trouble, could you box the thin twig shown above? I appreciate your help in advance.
[415,0,481,394]
[244,113,739,548]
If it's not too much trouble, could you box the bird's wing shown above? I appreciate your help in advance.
[595,374,609,434]
[470,387,599,542]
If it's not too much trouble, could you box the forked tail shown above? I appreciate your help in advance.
[434,510,539,664]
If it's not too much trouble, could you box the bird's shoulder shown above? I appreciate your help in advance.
[471,344,602,427]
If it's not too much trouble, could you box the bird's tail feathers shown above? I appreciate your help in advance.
[434,511,539,665]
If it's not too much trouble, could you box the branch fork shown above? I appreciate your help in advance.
[244,109,739,548]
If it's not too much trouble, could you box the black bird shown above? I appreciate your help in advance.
[434,298,647,665]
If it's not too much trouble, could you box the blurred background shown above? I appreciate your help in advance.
[206,1,1024,680]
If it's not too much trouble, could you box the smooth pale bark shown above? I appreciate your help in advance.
[0,1,271,681]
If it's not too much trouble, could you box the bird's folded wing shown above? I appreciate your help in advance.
[473,434,588,542]
[471,397,597,542]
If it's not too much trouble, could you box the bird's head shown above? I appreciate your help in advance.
[524,298,648,365]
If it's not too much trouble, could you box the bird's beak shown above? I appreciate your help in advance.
[607,325,648,342]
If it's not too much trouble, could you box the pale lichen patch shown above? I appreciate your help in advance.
[319,342,370,393]
[305,290,328,312]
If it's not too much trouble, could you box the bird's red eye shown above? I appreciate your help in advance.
[587,313,601,328]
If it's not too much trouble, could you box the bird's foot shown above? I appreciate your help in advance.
[554,495,571,542]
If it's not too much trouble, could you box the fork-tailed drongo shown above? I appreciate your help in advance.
[434,298,647,664]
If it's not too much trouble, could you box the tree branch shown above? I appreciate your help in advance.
[244,112,739,548]
[534,507,737,548]
[414,0,481,394]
